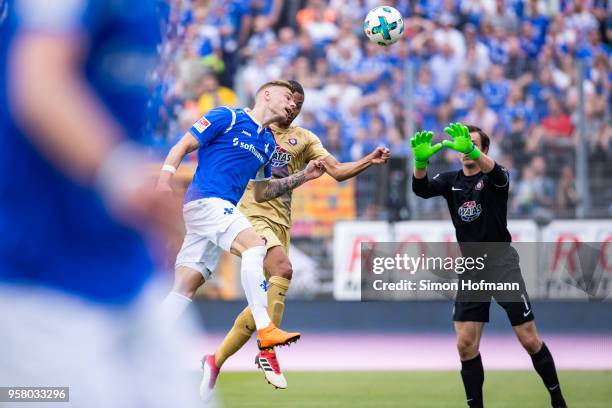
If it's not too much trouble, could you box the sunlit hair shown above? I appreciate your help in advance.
[255,80,294,96]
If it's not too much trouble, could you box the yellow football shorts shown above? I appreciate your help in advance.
[248,215,290,252]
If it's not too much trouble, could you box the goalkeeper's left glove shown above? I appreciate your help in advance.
[442,122,481,160]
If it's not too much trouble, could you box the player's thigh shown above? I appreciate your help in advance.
[173,265,205,293]
[453,301,491,323]
[231,227,266,254]
[264,245,293,279]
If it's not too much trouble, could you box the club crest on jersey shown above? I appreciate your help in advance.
[458,201,482,222]
[270,146,292,168]
[475,179,484,191]
[193,117,211,133]
[289,138,298,145]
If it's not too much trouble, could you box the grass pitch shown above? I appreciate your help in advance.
[217,371,611,407]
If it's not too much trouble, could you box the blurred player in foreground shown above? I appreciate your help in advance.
[411,123,567,408]
[0,0,202,406]
[156,81,326,371]
[199,80,391,397]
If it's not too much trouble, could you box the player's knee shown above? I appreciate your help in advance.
[270,259,293,280]
[457,336,479,360]
[519,333,542,354]
[173,267,204,299]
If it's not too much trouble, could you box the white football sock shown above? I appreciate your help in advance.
[159,291,192,323]
[240,246,271,330]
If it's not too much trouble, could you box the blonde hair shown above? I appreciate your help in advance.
[255,80,294,96]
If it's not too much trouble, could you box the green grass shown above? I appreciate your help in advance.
[217,371,612,408]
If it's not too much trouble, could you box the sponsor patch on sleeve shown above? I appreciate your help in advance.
[193,117,211,133]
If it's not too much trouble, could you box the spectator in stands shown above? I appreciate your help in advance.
[556,165,579,217]
[413,67,441,131]
[387,127,410,158]
[433,12,466,58]
[304,3,340,47]
[539,98,574,140]
[450,73,478,121]
[243,15,276,59]
[486,0,520,33]
[324,121,350,162]
[464,95,498,137]
[463,24,491,84]
[196,73,238,116]
[482,64,511,111]
[429,43,464,100]
[242,50,283,100]
[512,156,555,216]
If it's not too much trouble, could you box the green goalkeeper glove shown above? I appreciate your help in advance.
[442,122,481,160]
[410,130,443,169]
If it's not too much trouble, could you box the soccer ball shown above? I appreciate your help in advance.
[363,6,404,46]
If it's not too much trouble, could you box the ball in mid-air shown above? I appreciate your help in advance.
[363,6,404,46]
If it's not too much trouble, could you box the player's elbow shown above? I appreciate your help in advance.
[326,166,346,182]
[331,173,347,182]
[412,184,429,198]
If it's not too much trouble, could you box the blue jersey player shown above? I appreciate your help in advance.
[0,0,201,406]
[156,80,325,366]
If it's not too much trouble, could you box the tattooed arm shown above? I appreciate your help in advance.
[253,160,325,203]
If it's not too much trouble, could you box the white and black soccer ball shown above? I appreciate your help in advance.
[363,6,404,46]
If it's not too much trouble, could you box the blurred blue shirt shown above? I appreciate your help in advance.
[0,0,160,304]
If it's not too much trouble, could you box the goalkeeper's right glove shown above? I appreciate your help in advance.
[410,130,443,169]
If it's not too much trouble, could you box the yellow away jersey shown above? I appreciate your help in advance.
[239,124,330,227]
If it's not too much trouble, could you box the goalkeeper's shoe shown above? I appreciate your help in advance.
[256,323,300,350]
[199,354,220,402]
[255,350,288,389]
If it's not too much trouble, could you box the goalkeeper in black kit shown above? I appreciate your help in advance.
[411,123,568,408]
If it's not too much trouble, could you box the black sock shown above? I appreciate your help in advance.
[460,354,484,408]
[531,342,566,408]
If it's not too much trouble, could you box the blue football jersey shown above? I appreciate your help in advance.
[0,0,160,303]
[185,107,275,205]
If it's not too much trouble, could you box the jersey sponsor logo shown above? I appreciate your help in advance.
[475,179,484,191]
[194,117,211,133]
[232,137,266,163]
[242,130,252,137]
[270,146,293,168]
[289,138,298,145]
[458,200,482,222]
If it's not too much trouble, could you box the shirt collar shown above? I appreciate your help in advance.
[244,108,263,134]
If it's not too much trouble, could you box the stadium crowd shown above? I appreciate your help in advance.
[148,0,610,219]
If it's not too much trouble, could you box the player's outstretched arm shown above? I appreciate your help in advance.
[442,123,495,173]
[156,132,200,193]
[323,147,390,182]
[253,160,325,202]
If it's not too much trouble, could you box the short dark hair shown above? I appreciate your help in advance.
[287,79,304,96]
[466,125,490,152]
